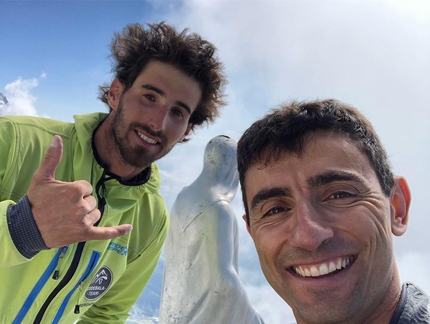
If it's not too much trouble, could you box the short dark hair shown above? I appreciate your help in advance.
[237,99,395,222]
[99,22,227,135]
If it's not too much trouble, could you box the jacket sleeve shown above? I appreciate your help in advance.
[0,200,32,267]
[0,118,30,268]
[77,210,169,323]
[0,118,48,268]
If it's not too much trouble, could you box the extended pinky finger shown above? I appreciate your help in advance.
[86,225,133,241]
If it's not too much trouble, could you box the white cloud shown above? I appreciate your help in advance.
[3,77,39,116]
[40,72,47,79]
[381,0,430,24]
[397,251,430,293]
[245,284,296,324]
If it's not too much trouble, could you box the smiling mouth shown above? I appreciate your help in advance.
[291,256,356,278]
[137,131,158,145]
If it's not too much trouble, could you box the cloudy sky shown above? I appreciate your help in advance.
[1,1,429,322]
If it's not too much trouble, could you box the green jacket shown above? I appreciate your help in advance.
[0,113,169,323]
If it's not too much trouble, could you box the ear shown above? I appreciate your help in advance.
[107,78,125,111]
[390,177,411,237]
[243,214,252,236]
[184,123,194,136]
[179,123,194,143]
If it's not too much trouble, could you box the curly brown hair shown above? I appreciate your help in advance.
[99,22,227,132]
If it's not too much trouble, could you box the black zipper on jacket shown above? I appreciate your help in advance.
[33,242,86,324]
[33,128,109,323]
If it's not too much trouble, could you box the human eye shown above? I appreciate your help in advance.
[172,107,185,119]
[327,191,356,200]
[143,93,156,102]
[263,205,289,218]
[322,186,360,207]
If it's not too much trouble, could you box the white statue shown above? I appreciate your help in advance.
[159,135,264,324]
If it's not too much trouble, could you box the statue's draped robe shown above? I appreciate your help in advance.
[159,136,264,324]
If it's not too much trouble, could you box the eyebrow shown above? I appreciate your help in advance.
[250,187,292,212]
[307,170,364,189]
[141,84,192,115]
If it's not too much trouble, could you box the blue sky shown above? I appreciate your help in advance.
[2,1,430,323]
[1,1,165,119]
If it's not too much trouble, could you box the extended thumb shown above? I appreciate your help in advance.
[39,135,63,179]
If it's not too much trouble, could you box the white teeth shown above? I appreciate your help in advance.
[293,257,353,278]
[310,266,319,277]
[319,263,329,275]
[138,132,157,144]
[345,258,350,267]
[329,261,336,272]
[336,258,342,270]
[298,267,305,276]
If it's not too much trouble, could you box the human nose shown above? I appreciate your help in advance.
[148,105,168,132]
[288,200,334,251]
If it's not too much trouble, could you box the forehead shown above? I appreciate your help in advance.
[244,131,377,196]
[133,60,202,110]
[134,60,194,85]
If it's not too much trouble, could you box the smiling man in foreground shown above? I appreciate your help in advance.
[237,99,429,323]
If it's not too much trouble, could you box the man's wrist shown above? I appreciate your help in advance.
[7,195,49,258]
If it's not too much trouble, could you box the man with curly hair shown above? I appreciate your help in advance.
[237,99,429,324]
[0,22,226,323]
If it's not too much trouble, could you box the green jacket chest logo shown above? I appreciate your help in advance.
[107,242,128,256]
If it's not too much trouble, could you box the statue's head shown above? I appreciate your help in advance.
[203,135,239,200]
